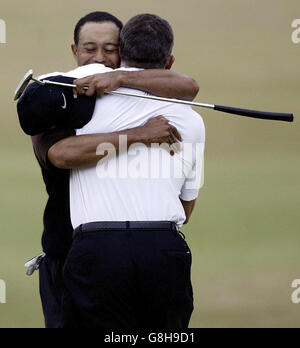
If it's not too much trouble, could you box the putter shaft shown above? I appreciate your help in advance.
[14,70,294,122]
[41,79,215,109]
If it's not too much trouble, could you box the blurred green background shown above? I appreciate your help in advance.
[0,0,299,328]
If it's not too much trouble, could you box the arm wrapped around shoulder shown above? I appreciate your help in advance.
[17,76,96,136]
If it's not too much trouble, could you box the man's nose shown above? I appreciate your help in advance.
[93,49,106,64]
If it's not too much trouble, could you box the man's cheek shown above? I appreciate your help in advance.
[112,55,121,69]
[79,53,94,66]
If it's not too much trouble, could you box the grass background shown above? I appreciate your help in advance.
[0,0,299,328]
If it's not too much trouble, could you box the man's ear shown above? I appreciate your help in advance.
[71,44,78,59]
[165,55,175,70]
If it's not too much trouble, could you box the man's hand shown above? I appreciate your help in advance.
[74,69,199,101]
[74,71,122,98]
[140,116,182,147]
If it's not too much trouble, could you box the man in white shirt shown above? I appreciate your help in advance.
[62,14,205,328]
[17,11,199,329]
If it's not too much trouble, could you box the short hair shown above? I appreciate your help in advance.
[120,14,174,69]
[74,12,123,46]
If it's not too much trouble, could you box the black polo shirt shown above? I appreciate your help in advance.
[31,128,76,258]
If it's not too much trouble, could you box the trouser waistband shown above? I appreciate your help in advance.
[73,221,179,239]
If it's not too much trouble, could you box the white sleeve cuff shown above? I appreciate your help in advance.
[180,189,199,202]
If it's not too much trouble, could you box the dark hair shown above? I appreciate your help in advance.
[120,14,174,69]
[74,12,123,46]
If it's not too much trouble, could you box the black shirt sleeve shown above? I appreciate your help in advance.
[31,128,76,170]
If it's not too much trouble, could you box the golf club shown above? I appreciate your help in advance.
[14,70,294,123]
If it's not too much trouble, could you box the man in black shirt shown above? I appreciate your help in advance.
[29,11,199,328]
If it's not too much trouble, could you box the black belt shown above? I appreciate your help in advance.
[73,221,179,239]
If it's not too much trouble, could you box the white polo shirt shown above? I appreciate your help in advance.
[41,64,206,228]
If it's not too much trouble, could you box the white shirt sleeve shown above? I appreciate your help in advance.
[180,141,205,201]
[179,112,205,202]
[38,63,112,80]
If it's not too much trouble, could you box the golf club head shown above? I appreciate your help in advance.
[14,69,34,101]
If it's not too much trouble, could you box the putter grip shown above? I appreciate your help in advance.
[214,105,294,122]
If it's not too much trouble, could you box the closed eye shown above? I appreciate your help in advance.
[104,49,118,54]
[86,48,96,53]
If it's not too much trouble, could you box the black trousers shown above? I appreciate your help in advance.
[62,222,194,328]
[39,255,66,328]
